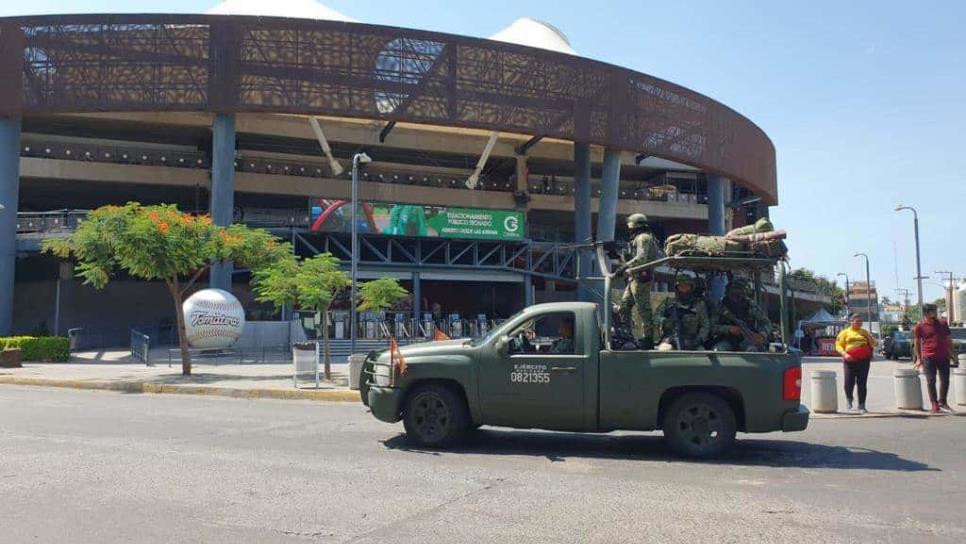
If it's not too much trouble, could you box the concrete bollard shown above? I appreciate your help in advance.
[954,368,966,407]
[348,353,367,390]
[894,368,924,410]
[810,370,838,413]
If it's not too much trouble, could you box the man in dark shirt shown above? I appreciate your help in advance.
[913,304,956,413]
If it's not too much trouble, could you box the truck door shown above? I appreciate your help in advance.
[479,310,587,430]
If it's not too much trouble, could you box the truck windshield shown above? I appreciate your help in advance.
[469,308,526,347]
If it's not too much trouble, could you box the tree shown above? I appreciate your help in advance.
[789,267,846,315]
[253,253,348,379]
[252,254,409,380]
[357,277,410,313]
[43,203,289,375]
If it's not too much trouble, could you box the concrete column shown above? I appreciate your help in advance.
[573,142,592,301]
[707,175,731,301]
[595,147,621,242]
[524,275,534,307]
[209,113,236,291]
[412,271,421,320]
[0,116,21,336]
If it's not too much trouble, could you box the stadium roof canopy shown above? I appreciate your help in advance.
[206,0,356,22]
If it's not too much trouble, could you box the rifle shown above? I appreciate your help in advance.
[720,306,764,348]
[671,303,684,350]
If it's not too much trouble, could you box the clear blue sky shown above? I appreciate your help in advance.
[4,1,964,304]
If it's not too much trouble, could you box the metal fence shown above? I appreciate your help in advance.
[129,329,151,365]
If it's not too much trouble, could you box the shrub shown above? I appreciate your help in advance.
[0,336,70,362]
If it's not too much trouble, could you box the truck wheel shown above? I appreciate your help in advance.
[402,384,469,448]
[662,393,737,458]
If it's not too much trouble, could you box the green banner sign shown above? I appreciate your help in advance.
[310,201,525,241]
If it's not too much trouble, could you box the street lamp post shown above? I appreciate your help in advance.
[836,272,850,317]
[934,270,956,323]
[350,152,372,355]
[853,253,875,327]
[895,205,925,319]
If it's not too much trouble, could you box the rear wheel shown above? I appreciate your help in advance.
[662,393,737,458]
[402,384,469,448]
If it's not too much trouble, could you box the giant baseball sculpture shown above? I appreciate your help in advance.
[182,289,246,349]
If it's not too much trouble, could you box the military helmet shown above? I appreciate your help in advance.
[674,273,696,286]
[626,213,649,230]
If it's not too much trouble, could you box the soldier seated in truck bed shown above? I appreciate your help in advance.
[710,279,773,352]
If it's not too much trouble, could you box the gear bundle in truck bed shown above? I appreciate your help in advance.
[664,218,788,258]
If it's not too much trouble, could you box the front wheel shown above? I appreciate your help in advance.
[402,384,469,448]
[662,393,737,458]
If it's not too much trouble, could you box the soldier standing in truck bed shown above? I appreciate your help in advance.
[615,213,661,348]
[711,279,772,352]
[654,274,709,350]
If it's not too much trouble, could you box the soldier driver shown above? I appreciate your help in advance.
[614,213,661,349]
[711,279,773,352]
[654,274,710,350]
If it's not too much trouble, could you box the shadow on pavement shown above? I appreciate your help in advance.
[382,428,938,472]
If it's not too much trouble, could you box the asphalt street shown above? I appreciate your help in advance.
[1,386,964,543]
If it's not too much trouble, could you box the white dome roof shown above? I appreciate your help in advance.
[488,18,577,56]
[206,0,357,22]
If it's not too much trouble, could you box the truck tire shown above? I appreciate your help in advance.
[662,392,737,458]
[402,383,469,448]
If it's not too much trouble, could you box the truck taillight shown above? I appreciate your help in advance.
[783,366,802,401]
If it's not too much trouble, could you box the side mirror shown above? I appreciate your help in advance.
[495,336,510,357]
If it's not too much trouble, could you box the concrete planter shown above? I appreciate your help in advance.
[894,368,923,410]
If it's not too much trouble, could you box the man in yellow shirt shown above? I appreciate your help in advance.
[835,313,877,413]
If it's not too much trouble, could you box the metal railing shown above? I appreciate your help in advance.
[16,209,88,234]
[130,329,151,366]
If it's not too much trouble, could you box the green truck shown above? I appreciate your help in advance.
[361,254,809,458]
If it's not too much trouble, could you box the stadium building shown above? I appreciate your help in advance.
[1,1,810,347]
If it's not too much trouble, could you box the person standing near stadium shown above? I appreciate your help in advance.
[913,303,956,413]
[835,313,877,413]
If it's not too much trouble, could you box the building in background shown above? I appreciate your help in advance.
[1,2,794,346]
[848,282,881,324]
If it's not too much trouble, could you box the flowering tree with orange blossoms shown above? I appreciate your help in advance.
[43,203,290,375]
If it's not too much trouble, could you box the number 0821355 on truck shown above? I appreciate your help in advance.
[360,253,809,458]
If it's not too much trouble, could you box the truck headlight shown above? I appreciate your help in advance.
[374,364,391,387]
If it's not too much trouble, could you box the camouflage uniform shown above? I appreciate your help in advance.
[654,276,710,350]
[616,214,660,342]
[711,280,773,352]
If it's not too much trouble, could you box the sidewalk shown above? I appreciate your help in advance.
[801,356,965,419]
[0,351,358,402]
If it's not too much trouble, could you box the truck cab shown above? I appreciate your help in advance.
[362,254,809,458]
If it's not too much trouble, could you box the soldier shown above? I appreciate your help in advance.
[711,279,772,352]
[654,274,710,350]
[614,213,661,348]
[549,316,575,354]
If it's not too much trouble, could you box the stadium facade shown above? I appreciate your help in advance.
[0,2,796,344]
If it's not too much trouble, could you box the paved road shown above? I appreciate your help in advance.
[1,387,964,543]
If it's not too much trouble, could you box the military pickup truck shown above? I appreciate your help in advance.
[361,254,809,458]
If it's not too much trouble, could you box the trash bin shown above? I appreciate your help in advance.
[348,353,368,390]
[894,368,923,410]
[810,370,838,413]
[954,368,966,407]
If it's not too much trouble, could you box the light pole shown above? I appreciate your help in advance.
[350,152,372,355]
[895,205,925,319]
[934,271,956,323]
[853,253,875,326]
[836,272,850,317]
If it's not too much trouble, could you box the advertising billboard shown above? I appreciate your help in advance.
[309,200,525,241]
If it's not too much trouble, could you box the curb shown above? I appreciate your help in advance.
[0,376,360,402]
